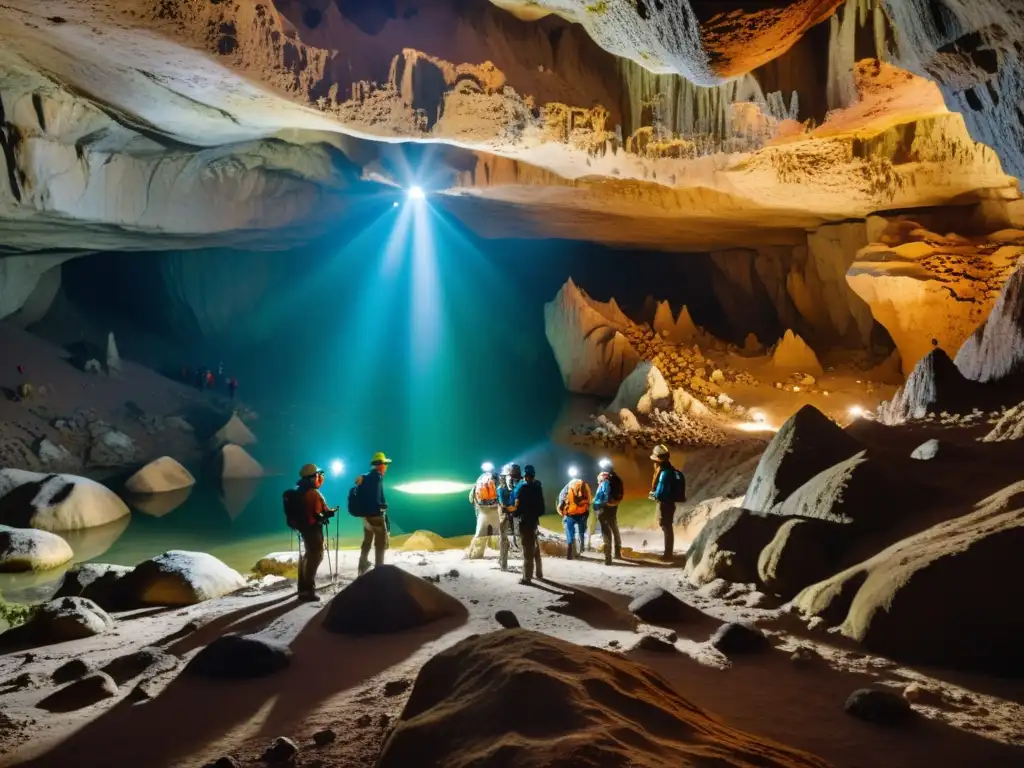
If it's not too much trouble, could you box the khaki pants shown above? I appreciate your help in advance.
[597,506,622,565]
[498,510,513,570]
[519,523,543,581]
[658,501,675,558]
[467,505,500,559]
[358,515,388,575]
[297,525,324,594]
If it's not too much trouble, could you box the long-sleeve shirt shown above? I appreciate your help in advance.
[513,479,545,525]
[359,468,387,514]
[296,486,331,527]
[652,465,675,503]
[593,479,612,508]
[497,483,518,511]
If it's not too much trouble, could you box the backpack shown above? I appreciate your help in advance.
[475,473,498,505]
[565,479,589,515]
[347,474,370,517]
[283,489,304,529]
[515,480,543,522]
[670,468,686,503]
[607,472,624,504]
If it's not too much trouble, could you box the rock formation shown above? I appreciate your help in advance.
[653,301,698,343]
[125,457,196,494]
[771,330,823,375]
[955,256,1024,385]
[0,469,130,531]
[0,525,73,572]
[116,551,247,607]
[215,445,264,481]
[983,402,1024,442]
[105,332,121,375]
[378,629,831,768]
[544,279,640,396]
[210,415,257,449]
[875,348,980,425]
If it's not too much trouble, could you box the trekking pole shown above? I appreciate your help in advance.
[333,512,341,591]
[323,520,333,589]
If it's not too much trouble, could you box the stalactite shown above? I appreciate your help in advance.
[828,0,892,111]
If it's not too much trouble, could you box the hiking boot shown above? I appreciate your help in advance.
[566,550,574,561]
[614,550,622,560]
[518,577,532,586]
[297,592,321,603]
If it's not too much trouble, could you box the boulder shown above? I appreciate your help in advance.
[210,414,257,449]
[0,470,130,531]
[544,279,641,397]
[494,610,520,629]
[0,525,73,572]
[1,596,113,647]
[53,658,92,683]
[627,588,703,625]
[38,672,118,712]
[125,457,196,494]
[794,480,1024,673]
[261,737,298,764]
[982,402,1024,442]
[910,439,940,460]
[88,429,137,466]
[54,563,132,603]
[101,648,176,684]
[215,445,264,480]
[633,633,678,653]
[771,330,823,376]
[36,439,77,469]
[709,622,771,655]
[955,256,1024,384]
[844,688,914,726]
[378,630,830,768]
[876,348,980,425]
[322,565,466,635]
[186,634,291,679]
[607,362,671,415]
[757,518,841,599]
[129,487,193,517]
[684,508,786,586]
[117,551,247,606]
[618,408,641,432]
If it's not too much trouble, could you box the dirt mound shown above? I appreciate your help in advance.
[794,480,1024,674]
[322,565,466,635]
[956,256,1024,384]
[399,531,450,552]
[876,348,981,424]
[378,629,832,768]
[744,406,862,513]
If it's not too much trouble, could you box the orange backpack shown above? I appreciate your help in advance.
[475,474,498,505]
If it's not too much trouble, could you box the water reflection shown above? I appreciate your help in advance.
[219,480,262,519]
[128,487,194,517]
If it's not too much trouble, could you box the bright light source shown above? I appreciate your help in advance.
[598,457,612,469]
[848,405,865,418]
[750,410,766,423]
[330,459,344,477]
[407,185,425,200]
[736,422,778,433]
[394,480,473,495]
[392,201,399,208]
[481,461,494,473]
[568,465,579,478]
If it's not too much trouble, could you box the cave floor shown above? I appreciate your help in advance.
[1,549,1021,768]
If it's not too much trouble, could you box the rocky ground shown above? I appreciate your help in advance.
[0,545,1021,768]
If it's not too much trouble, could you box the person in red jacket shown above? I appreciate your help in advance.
[292,464,337,601]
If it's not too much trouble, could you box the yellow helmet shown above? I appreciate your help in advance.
[370,451,393,466]
[299,463,323,479]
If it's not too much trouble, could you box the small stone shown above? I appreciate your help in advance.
[378,713,391,728]
[52,658,91,684]
[903,683,945,706]
[312,729,336,747]
[607,639,620,648]
[494,610,520,629]
[261,736,298,763]
[355,714,373,728]
[446,569,459,579]
[383,679,411,697]
[709,622,770,655]
[634,634,677,653]
[38,672,118,712]
[790,646,819,665]
[845,688,914,726]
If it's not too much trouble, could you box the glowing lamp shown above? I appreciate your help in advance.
[330,459,344,477]
[598,457,612,469]
[481,461,495,473]
[567,465,579,478]
[392,201,399,208]
[407,185,426,200]
[848,405,865,419]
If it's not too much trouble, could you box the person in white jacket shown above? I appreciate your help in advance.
[466,462,500,559]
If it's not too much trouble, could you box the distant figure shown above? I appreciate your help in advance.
[193,367,204,391]
[558,475,592,559]
[513,465,545,585]
[349,452,392,575]
[466,464,500,560]
[15,382,33,402]
[649,444,685,560]
[285,464,337,602]
[205,371,214,390]
[593,464,624,565]
[16,364,24,376]
[218,361,225,377]
[495,463,522,571]
[227,377,238,399]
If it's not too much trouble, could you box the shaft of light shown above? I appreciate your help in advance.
[407,185,425,200]
[394,480,473,495]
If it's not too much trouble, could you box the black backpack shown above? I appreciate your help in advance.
[516,480,544,522]
[283,489,304,529]
[670,468,686,503]
[348,474,371,517]
[607,471,624,504]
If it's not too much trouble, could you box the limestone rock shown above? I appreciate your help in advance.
[106,332,121,374]
[910,439,940,460]
[876,348,979,425]
[627,588,702,625]
[38,672,118,712]
[164,416,195,433]
[743,406,862,513]
[653,301,697,343]
[844,689,913,726]
[53,658,92,684]
[757,518,839,600]
[983,402,1024,442]
[88,429,137,466]
[1,597,113,647]
[794,480,1024,674]
[955,257,1024,384]
[544,279,640,397]
[618,408,641,432]
[0,469,130,531]
[187,634,291,679]
[36,439,76,469]
[215,444,264,480]
[607,362,670,415]
[771,330,823,376]
[55,563,133,604]
[262,737,298,764]
[709,622,771,655]
[211,414,257,449]
[0,256,72,321]
[101,648,176,684]
[125,457,196,494]
[378,630,830,768]
[0,525,73,572]
[118,551,247,607]
[684,507,785,586]
[322,565,466,635]
[633,633,678,653]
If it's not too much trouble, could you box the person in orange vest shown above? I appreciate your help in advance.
[466,462,500,559]
[557,468,592,560]
[205,370,214,390]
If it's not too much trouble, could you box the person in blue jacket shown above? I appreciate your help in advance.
[593,464,623,565]
[648,444,680,559]
[496,463,522,571]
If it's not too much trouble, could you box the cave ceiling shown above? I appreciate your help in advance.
[0,0,1021,253]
